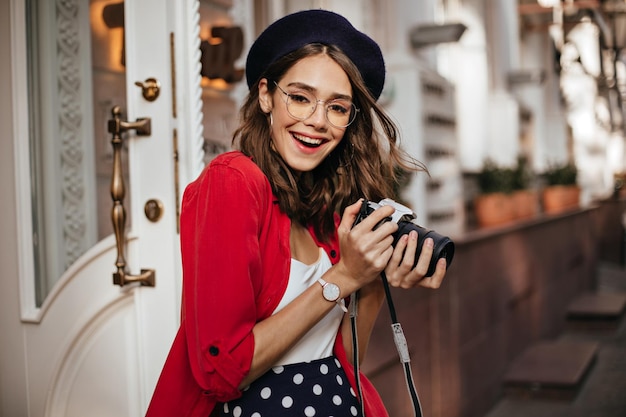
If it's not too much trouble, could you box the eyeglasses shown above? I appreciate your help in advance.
[273,81,359,128]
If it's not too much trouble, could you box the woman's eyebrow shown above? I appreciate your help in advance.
[285,81,353,101]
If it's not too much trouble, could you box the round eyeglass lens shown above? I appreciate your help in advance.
[285,91,357,128]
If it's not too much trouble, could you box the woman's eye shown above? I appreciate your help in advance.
[328,102,350,114]
[289,93,311,104]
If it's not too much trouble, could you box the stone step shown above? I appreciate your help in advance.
[566,292,626,331]
[503,340,599,400]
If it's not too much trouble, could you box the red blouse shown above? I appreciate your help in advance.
[145,151,388,417]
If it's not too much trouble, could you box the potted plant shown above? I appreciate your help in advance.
[510,156,538,220]
[541,161,580,214]
[474,159,515,227]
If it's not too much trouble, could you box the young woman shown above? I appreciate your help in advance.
[146,9,447,417]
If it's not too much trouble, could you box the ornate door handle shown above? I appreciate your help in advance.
[108,106,155,287]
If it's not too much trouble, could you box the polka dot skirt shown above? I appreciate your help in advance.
[219,356,363,417]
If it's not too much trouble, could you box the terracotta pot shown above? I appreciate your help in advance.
[474,193,515,227]
[542,185,580,214]
[511,190,538,220]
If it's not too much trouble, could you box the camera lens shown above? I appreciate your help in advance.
[393,221,455,277]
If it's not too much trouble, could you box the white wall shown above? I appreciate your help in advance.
[517,29,569,172]
[562,21,617,203]
[445,0,491,171]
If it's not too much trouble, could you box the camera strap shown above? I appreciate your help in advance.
[349,199,424,416]
[350,291,366,417]
[380,270,423,417]
[350,273,424,417]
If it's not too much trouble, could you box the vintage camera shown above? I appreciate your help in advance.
[353,199,455,277]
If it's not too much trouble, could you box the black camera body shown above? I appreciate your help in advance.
[353,199,454,277]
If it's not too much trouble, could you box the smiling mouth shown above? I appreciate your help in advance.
[292,132,325,148]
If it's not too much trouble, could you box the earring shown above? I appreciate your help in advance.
[269,112,273,126]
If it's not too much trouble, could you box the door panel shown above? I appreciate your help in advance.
[121,0,181,397]
[24,238,129,416]
[17,0,199,415]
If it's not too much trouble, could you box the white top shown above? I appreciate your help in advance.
[272,248,346,365]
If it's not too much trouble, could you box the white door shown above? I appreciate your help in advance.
[11,0,205,416]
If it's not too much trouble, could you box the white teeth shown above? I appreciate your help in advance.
[293,133,322,145]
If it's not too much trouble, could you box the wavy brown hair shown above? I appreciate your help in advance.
[233,43,425,242]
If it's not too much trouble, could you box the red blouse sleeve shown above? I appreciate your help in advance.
[179,155,269,402]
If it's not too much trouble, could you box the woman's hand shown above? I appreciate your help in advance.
[333,200,398,292]
[384,230,447,289]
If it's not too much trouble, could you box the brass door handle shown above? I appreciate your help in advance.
[108,106,155,287]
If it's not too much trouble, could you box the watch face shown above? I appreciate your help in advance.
[323,283,340,302]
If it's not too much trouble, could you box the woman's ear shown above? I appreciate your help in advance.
[258,78,273,114]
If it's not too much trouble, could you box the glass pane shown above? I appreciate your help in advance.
[198,2,239,165]
[26,0,128,306]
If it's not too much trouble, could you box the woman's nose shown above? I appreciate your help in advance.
[305,101,328,128]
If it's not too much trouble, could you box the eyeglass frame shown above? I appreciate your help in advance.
[272,81,360,128]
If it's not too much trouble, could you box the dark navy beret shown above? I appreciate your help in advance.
[245,9,386,100]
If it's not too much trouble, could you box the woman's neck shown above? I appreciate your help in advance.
[289,222,319,265]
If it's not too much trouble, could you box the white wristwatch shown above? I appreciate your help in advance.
[318,278,348,312]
